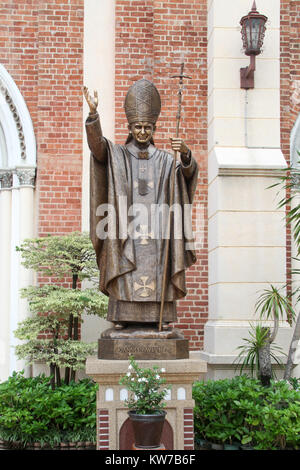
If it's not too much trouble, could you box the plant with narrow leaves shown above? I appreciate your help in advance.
[268,156,300,253]
[234,323,285,379]
[261,158,300,380]
[254,284,298,381]
[256,285,295,327]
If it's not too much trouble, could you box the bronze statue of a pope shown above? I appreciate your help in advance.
[84,79,198,336]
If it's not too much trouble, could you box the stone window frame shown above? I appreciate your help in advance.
[0,64,36,189]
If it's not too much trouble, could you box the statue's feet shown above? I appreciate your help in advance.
[101,323,183,340]
[114,322,125,330]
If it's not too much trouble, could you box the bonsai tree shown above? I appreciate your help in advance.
[15,232,108,388]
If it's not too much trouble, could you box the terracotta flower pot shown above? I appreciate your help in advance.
[129,410,166,449]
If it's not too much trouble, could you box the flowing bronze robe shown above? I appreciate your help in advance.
[86,113,198,323]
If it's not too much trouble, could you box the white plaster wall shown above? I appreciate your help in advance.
[0,179,36,379]
[82,0,115,232]
[9,182,21,374]
[15,187,35,373]
[81,0,115,340]
[204,0,292,377]
[0,190,12,382]
[208,0,280,152]
[204,320,292,356]
[208,172,285,216]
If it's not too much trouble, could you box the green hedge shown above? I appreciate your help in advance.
[193,375,300,450]
[0,372,97,448]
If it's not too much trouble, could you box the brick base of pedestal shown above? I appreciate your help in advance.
[86,355,206,450]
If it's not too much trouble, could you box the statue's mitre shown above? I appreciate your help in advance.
[124,79,161,125]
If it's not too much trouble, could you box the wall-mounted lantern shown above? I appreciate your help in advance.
[240,1,268,89]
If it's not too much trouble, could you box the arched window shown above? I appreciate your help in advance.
[0,64,36,174]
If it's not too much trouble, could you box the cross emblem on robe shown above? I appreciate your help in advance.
[133,276,156,298]
[134,224,154,245]
[133,180,154,190]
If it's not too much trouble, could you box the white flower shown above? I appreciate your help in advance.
[155,374,160,380]
[160,368,166,373]
[128,364,133,370]
[126,372,131,377]
[131,378,135,382]
[138,376,148,383]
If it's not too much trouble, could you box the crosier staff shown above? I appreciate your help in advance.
[158,63,192,332]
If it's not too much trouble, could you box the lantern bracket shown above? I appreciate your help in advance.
[240,2,267,90]
[240,54,256,90]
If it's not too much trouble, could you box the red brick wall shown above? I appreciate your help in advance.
[280,1,300,293]
[1,0,84,236]
[1,0,39,146]
[115,0,208,350]
[37,0,83,236]
[280,0,300,152]
[1,1,84,344]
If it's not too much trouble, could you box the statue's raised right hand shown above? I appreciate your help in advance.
[83,86,98,114]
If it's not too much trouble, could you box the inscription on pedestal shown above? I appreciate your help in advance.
[116,343,170,355]
[98,338,189,360]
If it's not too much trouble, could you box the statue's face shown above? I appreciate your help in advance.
[129,121,155,145]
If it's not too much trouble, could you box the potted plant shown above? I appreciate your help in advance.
[119,356,171,449]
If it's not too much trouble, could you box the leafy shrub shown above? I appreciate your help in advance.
[0,372,97,448]
[193,375,300,450]
[289,376,300,391]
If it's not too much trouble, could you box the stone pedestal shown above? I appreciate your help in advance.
[98,338,189,360]
[86,354,206,450]
[98,326,189,360]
